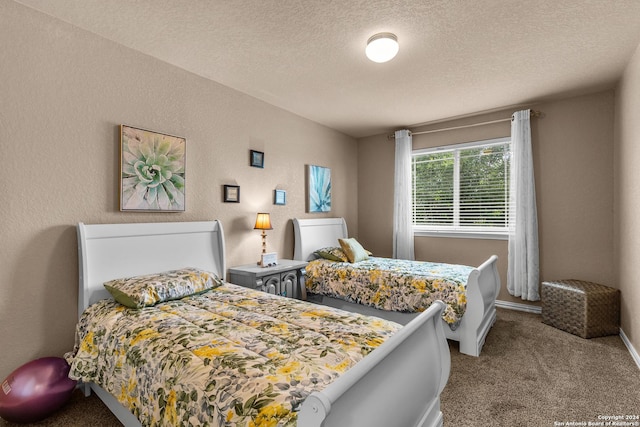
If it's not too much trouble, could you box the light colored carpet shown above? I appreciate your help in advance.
[441,309,640,426]
[1,308,638,426]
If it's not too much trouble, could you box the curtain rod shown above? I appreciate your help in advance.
[389,109,543,139]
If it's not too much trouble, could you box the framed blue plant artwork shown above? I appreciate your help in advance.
[308,165,331,213]
[120,125,186,212]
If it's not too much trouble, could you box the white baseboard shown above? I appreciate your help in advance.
[495,299,542,314]
[619,328,640,370]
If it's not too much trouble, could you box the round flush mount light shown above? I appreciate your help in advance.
[365,32,399,63]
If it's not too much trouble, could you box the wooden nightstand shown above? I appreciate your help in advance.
[228,259,308,300]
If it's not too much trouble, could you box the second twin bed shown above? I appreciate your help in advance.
[293,217,500,357]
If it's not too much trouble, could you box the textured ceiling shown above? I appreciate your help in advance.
[14,0,640,138]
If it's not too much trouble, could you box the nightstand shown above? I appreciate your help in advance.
[228,259,308,300]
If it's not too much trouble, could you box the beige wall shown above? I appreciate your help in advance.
[358,91,615,307]
[614,43,640,355]
[0,2,358,378]
[2,0,636,381]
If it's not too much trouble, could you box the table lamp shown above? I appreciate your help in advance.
[254,213,273,266]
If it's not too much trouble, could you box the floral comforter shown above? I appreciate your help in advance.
[305,257,474,328]
[66,283,400,427]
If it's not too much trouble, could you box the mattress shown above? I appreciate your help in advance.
[66,283,401,426]
[305,257,473,327]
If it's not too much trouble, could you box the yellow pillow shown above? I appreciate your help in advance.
[338,238,369,263]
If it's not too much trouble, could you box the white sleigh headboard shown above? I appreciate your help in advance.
[292,218,349,261]
[77,220,226,318]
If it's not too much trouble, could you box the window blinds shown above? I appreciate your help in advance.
[412,138,511,232]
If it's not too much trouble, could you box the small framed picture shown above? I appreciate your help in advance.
[223,185,240,203]
[250,150,264,168]
[274,189,286,205]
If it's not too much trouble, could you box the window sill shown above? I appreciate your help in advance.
[413,229,508,240]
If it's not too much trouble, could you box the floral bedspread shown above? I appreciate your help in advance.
[305,257,474,327]
[66,283,400,427]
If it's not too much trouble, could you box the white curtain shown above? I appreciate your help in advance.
[507,110,540,300]
[393,129,415,260]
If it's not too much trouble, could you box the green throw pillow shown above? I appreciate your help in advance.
[104,267,222,308]
[338,238,369,263]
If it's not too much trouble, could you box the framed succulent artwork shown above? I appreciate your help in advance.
[307,165,331,213]
[120,125,186,212]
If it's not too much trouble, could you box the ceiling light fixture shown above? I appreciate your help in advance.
[365,32,399,63]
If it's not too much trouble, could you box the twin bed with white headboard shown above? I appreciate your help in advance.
[72,220,451,427]
[293,217,500,357]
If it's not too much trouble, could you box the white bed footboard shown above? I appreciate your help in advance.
[443,255,500,357]
[298,301,450,427]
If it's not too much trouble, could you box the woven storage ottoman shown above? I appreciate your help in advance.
[541,279,620,338]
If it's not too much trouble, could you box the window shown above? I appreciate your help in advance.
[412,137,511,238]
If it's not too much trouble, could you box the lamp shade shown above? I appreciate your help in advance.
[365,32,399,63]
[254,213,273,230]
